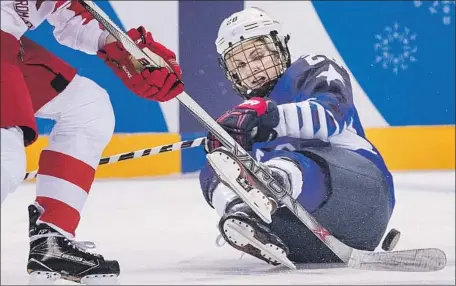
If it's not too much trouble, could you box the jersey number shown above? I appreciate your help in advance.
[303,54,345,71]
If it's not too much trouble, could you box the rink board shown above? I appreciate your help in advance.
[365,125,455,170]
[24,125,454,179]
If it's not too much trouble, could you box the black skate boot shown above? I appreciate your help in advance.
[27,213,120,284]
[28,204,41,237]
[219,198,295,269]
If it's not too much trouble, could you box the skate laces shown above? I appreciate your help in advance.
[64,238,102,258]
[214,234,246,262]
[215,221,226,247]
[66,239,96,252]
[30,232,97,253]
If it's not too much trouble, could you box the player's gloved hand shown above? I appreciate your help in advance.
[206,97,279,152]
[98,26,184,102]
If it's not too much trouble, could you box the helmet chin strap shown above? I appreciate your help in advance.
[242,78,279,100]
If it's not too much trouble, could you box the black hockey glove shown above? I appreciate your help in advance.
[206,97,280,152]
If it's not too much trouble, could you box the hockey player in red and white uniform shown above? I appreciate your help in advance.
[1,1,183,284]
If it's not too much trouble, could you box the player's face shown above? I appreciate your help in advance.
[224,37,281,91]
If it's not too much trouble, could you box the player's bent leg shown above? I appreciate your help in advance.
[28,75,117,284]
[1,127,27,204]
[205,146,391,266]
[206,149,298,268]
[34,74,115,237]
[204,148,332,266]
[269,147,392,263]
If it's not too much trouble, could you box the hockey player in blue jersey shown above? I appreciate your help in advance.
[199,7,395,266]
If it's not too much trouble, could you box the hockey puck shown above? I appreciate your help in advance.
[381,228,401,251]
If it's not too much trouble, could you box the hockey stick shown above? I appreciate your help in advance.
[23,137,205,181]
[78,0,446,272]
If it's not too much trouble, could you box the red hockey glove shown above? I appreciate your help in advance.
[206,97,279,152]
[98,26,183,102]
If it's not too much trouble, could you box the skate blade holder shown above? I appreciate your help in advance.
[81,274,119,285]
[207,150,273,224]
[28,271,118,285]
[224,218,296,269]
[28,272,61,285]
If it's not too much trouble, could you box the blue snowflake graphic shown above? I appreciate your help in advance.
[373,22,418,75]
[414,0,455,25]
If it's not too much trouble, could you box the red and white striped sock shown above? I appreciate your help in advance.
[35,150,96,238]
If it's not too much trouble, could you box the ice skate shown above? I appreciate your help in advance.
[219,198,295,269]
[27,205,120,285]
[207,147,285,224]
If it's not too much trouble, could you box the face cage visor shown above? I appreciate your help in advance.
[220,35,288,99]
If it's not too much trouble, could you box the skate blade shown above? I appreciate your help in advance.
[207,150,273,224]
[224,218,296,270]
[28,271,119,285]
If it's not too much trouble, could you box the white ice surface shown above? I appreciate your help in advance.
[1,171,454,285]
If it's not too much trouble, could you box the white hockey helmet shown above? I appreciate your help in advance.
[215,7,291,98]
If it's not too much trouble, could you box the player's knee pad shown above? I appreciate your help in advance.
[1,127,26,204]
[52,75,115,152]
[69,75,115,146]
[37,75,115,168]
